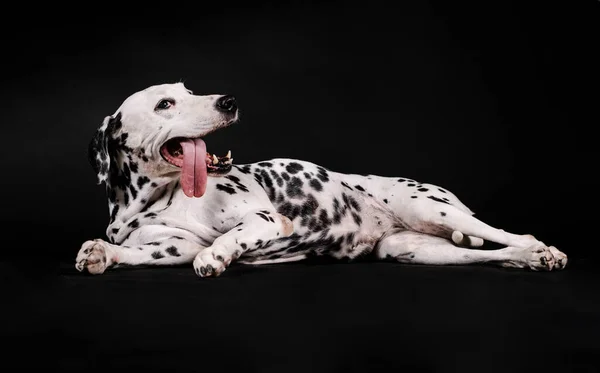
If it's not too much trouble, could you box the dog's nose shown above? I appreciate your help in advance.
[215,95,237,113]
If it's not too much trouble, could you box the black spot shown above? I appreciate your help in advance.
[345,194,361,212]
[407,183,415,187]
[110,204,119,223]
[318,209,332,229]
[368,193,373,197]
[221,209,225,213]
[300,194,319,216]
[417,187,429,192]
[136,176,150,189]
[308,217,320,231]
[235,165,252,174]
[286,162,303,174]
[438,188,447,193]
[111,228,119,234]
[240,243,247,250]
[277,201,295,220]
[345,232,356,245]
[225,175,249,192]
[303,172,311,179]
[147,242,161,246]
[130,185,139,200]
[440,212,447,216]
[234,222,243,228]
[354,185,365,192]
[411,196,417,199]
[383,199,389,204]
[269,169,284,187]
[258,162,273,168]
[122,191,129,205]
[256,212,271,222]
[309,178,323,191]
[257,169,276,199]
[332,198,343,224]
[316,167,329,182]
[172,236,185,240]
[397,178,406,182]
[129,162,139,174]
[216,184,237,194]
[281,172,290,181]
[428,196,451,205]
[151,182,158,187]
[108,189,117,203]
[165,246,181,257]
[144,212,157,218]
[128,219,139,228]
[341,181,353,190]
[286,176,305,198]
[151,251,165,259]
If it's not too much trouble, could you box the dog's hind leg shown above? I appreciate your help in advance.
[75,237,205,275]
[402,203,568,270]
[375,231,557,271]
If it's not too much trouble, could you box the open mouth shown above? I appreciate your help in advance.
[160,137,233,174]
[160,137,233,198]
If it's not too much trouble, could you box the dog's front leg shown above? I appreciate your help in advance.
[193,209,294,278]
[75,237,205,275]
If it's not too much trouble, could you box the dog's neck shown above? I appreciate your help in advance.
[103,151,178,243]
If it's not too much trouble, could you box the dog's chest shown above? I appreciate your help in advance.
[162,171,273,231]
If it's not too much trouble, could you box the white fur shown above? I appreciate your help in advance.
[76,83,568,277]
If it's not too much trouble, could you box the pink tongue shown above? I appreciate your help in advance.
[180,138,208,198]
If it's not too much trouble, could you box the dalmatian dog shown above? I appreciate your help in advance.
[75,82,567,277]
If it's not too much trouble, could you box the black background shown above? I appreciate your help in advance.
[3,1,600,372]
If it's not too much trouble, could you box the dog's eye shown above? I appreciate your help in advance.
[155,99,175,110]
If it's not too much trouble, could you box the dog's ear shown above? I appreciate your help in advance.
[88,112,122,185]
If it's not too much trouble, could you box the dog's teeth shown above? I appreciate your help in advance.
[212,154,219,164]
[226,150,231,159]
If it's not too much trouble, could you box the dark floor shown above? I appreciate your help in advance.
[5,254,600,373]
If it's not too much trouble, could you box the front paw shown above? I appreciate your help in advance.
[75,240,112,275]
[193,245,239,278]
[548,245,568,270]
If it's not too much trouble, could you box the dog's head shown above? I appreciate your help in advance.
[88,82,239,198]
